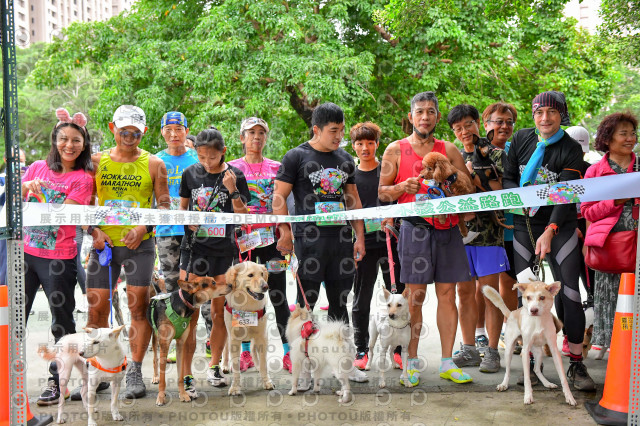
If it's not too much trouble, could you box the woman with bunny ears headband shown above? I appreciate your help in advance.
[23,108,96,407]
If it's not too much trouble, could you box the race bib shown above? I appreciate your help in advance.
[257,226,275,247]
[232,309,258,327]
[289,254,299,275]
[364,218,383,233]
[197,224,226,238]
[266,259,288,272]
[237,231,262,253]
[315,201,346,226]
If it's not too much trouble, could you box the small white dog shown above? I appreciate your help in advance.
[365,286,412,388]
[38,325,127,425]
[483,282,576,406]
[286,306,356,403]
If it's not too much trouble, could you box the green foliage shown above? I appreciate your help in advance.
[598,0,640,66]
[580,66,640,137]
[30,0,616,161]
[0,42,102,165]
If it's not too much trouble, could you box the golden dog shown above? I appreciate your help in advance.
[224,261,274,396]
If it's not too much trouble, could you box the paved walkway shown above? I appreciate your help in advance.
[24,268,605,425]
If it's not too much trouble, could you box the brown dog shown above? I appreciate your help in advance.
[224,261,274,396]
[147,276,231,405]
[420,151,475,235]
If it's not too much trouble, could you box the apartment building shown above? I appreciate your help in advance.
[565,0,602,34]
[14,0,134,47]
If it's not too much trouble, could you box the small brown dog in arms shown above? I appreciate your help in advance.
[420,151,475,235]
[224,261,275,396]
[38,326,127,426]
[147,276,232,406]
[483,282,576,406]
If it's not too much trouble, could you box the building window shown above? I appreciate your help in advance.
[18,12,25,21]
[31,17,34,23]
[30,5,33,11]
[32,30,34,36]
[74,10,77,16]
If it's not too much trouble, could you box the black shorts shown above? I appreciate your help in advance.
[503,240,516,280]
[86,238,155,289]
[294,235,355,282]
[180,250,233,278]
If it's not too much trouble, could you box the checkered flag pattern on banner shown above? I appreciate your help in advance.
[535,183,586,200]
[95,206,142,226]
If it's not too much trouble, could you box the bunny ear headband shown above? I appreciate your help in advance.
[56,108,87,128]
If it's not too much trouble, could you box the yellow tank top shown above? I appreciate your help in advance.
[96,149,154,246]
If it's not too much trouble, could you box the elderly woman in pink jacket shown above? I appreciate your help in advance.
[581,112,638,350]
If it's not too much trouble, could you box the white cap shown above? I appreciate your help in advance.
[112,105,147,133]
[566,126,590,153]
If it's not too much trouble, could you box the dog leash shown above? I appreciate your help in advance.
[97,243,114,327]
[385,225,397,294]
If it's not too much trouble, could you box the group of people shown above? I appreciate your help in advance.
[18,89,637,405]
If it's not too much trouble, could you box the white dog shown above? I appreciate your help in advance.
[483,282,576,406]
[365,286,412,388]
[286,306,356,403]
[38,325,127,425]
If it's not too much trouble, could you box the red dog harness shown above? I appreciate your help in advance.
[301,320,318,358]
[224,302,266,319]
[86,356,127,374]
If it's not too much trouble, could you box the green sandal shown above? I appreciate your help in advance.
[439,368,473,384]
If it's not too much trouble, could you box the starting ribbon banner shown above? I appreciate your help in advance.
[7,173,640,227]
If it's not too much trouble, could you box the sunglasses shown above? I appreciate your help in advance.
[119,130,143,139]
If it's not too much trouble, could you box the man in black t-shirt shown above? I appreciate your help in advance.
[503,91,595,391]
[273,102,367,387]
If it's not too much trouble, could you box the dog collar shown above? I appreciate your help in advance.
[443,172,458,194]
[389,323,410,330]
[178,289,195,310]
[224,302,266,319]
[86,356,127,374]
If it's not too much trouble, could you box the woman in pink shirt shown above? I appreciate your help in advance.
[23,108,95,406]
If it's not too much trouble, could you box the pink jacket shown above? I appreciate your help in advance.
[581,152,637,247]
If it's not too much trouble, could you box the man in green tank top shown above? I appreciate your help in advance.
[83,105,170,400]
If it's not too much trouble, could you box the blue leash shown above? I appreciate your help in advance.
[97,243,113,327]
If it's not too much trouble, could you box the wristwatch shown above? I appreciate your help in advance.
[86,225,96,235]
[230,190,242,200]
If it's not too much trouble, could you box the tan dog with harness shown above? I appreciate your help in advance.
[147,276,231,405]
[224,261,274,396]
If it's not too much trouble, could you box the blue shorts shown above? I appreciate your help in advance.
[465,245,510,278]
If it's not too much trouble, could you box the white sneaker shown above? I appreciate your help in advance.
[76,295,88,313]
[297,369,312,391]
[348,368,369,383]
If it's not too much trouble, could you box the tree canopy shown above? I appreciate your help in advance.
[598,0,640,67]
[30,0,616,159]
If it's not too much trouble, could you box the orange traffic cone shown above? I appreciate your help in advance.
[0,286,51,426]
[26,397,52,426]
[585,272,635,425]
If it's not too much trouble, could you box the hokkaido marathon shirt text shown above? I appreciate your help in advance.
[95,149,154,246]
[179,163,250,257]
[276,142,356,239]
[23,160,94,259]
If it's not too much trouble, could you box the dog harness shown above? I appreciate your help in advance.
[301,320,319,358]
[86,356,127,374]
[442,172,458,195]
[223,302,266,319]
[149,289,193,340]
